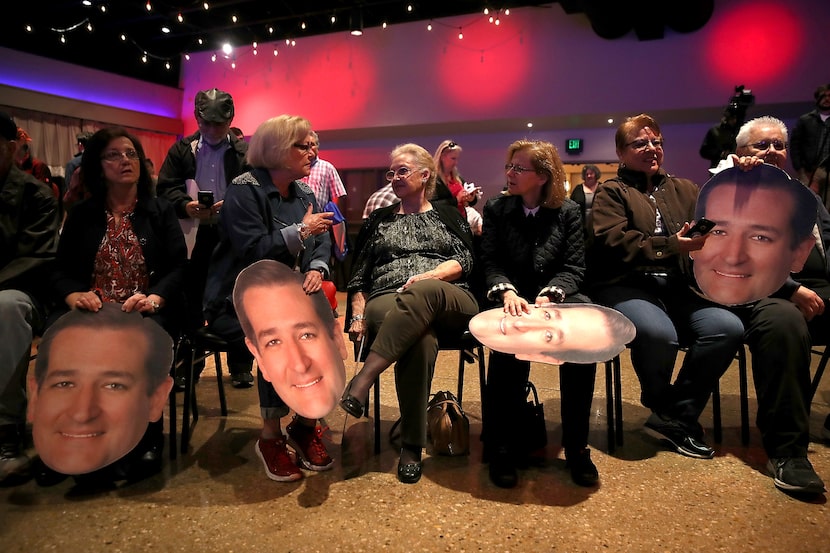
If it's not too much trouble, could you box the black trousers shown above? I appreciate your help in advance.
[734,297,816,458]
[482,296,597,455]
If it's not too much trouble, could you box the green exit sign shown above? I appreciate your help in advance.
[566,138,583,154]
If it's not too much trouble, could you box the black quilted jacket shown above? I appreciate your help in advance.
[478,194,585,305]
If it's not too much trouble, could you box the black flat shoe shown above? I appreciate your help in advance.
[397,459,423,484]
[339,378,367,418]
[566,448,599,487]
[397,445,423,484]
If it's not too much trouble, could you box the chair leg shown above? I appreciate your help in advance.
[477,345,486,415]
[168,390,177,460]
[712,381,722,444]
[456,350,466,406]
[180,345,196,454]
[810,346,830,402]
[214,351,228,417]
[168,356,178,461]
[605,357,615,454]
[613,354,624,447]
[738,347,750,446]
[373,377,381,455]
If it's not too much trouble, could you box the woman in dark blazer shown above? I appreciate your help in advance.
[48,127,186,482]
[477,139,599,488]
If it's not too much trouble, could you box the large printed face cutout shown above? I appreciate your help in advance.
[242,283,347,420]
[468,303,635,365]
[29,326,170,475]
[691,164,817,306]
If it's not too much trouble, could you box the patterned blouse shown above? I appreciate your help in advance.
[348,209,472,299]
[92,204,149,302]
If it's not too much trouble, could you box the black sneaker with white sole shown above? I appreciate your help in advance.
[643,412,715,459]
[767,457,826,494]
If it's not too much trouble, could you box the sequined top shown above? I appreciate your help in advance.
[349,208,472,298]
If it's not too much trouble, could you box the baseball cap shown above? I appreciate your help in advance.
[194,88,235,123]
[0,112,17,141]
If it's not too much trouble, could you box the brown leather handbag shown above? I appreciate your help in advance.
[427,391,470,456]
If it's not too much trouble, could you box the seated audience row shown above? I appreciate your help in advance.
[1,103,826,500]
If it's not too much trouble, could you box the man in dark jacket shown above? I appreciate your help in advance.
[157,88,252,387]
[790,83,830,185]
[0,112,60,483]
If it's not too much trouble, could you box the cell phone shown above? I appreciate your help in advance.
[197,190,214,207]
[687,217,715,237]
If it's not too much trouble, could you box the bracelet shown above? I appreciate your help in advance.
[539,286,566,303]
[350,314,365,325]
[297,222,312,240]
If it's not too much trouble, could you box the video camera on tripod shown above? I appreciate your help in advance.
[726,85,755,127]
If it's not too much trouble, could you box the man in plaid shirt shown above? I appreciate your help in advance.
[362,183,397,218]
[301,131,346,209]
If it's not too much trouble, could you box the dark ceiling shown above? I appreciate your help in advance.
[1,1,714,88]
[1,1,549,87]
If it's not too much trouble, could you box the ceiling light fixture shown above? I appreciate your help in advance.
[349,8,363,36]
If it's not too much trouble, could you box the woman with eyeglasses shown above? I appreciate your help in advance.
[432,139,480,217]
[202,115,338,484]
[476,139,601,488]
[587,114,744,460]
[47,126,187,482]
[340,143,479,483]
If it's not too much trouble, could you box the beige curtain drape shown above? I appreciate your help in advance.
[1,105,178,181]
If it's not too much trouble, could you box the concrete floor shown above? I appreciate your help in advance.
[3,310,830,552]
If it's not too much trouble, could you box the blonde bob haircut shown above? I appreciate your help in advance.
[505,139,567,209]
[246,115,312,169]
[391,143,438,199]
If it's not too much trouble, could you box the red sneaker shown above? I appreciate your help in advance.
[255,437,302,482]
[286,418,334,471]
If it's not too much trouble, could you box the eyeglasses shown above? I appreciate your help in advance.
[749,139,787,152]
[505,163,535,174]
[385,166,420,181]
[446,141,458,150]
[293,142,315,152]
[101,149,139,162]
[625,138,664,152]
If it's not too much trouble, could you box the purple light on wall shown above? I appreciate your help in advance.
[0,48,181,119]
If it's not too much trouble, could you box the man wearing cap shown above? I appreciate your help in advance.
[0,111,60,483]
[157,88,253,388]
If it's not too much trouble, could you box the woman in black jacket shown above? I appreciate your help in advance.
[477,139,599,488]
[47,127,186,482]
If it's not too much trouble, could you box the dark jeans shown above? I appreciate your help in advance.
[482,295,596,454]
[591,275,744,432]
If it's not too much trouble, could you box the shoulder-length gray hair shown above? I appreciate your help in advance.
[246,115,312,169]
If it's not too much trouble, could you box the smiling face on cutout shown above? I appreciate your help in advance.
[691,182,813,305]
[28,327,169,475]
[242,283,347,419]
